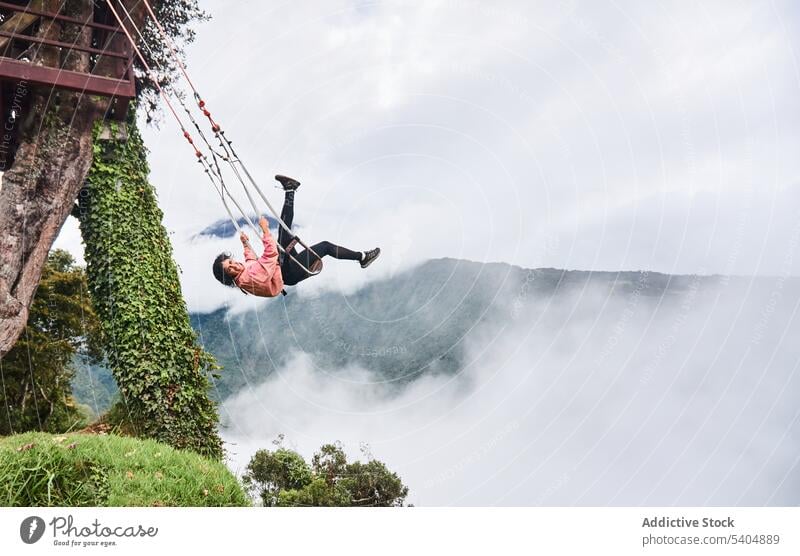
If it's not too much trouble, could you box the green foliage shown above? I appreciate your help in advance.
[242,448,312,506]
[0,432,248,507]
[242,441,409,507]
[77,113,222,459]
[0,250,101,435]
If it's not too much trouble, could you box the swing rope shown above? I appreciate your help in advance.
[103,0,261,242]
[106,0,262,240]
[136,0,321,270]
[138,0,281,219]
[107,0,322,276]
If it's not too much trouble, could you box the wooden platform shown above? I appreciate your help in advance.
[0,0,136,113]
[0,57,135,97]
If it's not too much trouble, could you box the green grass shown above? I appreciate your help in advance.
[0,432,250,507]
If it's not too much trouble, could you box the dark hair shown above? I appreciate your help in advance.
[212,253,236,287]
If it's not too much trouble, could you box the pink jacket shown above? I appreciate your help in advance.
[234,229,284,297]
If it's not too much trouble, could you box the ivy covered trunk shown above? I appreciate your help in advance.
[77,115,223,459]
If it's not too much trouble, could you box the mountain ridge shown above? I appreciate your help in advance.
[73,257,797,409]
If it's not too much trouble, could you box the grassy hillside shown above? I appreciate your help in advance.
[0,432,249,507]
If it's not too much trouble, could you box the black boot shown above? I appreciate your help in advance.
[275,174,301,191]
[360,247,381,269]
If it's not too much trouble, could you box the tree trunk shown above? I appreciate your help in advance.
[0,97,98,357]
[0,0,135,357]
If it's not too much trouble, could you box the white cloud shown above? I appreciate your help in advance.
[220,278,800,505]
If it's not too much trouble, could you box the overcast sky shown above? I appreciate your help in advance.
[54,0,800,312]
[43,0,800,506]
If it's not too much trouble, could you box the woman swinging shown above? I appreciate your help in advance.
[212,175,380,296]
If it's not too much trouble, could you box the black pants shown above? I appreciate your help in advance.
[278,191,361,286]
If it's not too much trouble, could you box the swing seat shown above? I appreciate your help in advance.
[280,236,323,273]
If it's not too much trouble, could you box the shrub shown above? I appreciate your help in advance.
[242,441,408,507]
